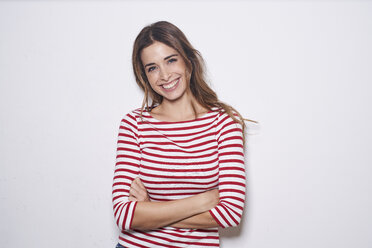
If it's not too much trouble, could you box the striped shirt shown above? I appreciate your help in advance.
[112,107,246,248]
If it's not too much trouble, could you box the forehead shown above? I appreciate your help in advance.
[140,41,178,63]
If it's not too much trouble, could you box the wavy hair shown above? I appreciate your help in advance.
[132,21,253,141]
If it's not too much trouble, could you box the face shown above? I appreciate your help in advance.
[141,41,190,103]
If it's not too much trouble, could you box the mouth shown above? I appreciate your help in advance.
[162,78,180,90]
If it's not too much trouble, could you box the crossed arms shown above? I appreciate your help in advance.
[112,112,246,231]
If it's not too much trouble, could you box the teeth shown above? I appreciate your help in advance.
[162,79,179,89]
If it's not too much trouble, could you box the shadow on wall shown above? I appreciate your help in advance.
[219,221,243,238]
[219,208,248,246]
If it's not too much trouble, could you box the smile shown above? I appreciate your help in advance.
[162,78,180,89]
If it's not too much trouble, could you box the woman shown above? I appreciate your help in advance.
[113,21,247,248]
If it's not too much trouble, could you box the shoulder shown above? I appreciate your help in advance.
[213,108,243,138]
[119,108,145,129]
[213,107,240,124]
[121,108,143,121]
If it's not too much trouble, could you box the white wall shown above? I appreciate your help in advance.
[0,1,371,247]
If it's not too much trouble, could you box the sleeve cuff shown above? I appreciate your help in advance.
[209,207,225,228]
[128,201,138,230]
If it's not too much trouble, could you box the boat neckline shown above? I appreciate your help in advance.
[142,107,218,124]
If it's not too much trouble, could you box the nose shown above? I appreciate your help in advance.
[159,66,171,82]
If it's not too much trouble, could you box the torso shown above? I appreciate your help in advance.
[137,108,220,201]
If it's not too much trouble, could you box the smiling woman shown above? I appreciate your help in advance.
[112,21,247,248]
[141,42,189,104]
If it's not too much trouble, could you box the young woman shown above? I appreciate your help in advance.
[113,21,247,248]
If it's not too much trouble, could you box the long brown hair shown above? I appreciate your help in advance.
[132,21,253,141]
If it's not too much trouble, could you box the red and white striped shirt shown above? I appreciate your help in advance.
[113,107,246,248]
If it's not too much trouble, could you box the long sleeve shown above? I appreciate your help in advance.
[209,112,246,228]
[112,112,140,231]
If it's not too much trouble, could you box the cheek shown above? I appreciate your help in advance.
[146,73,158,85]
[146,74,161,92]
[176,62,188,75]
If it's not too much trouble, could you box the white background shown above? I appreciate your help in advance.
[1,1,371,247]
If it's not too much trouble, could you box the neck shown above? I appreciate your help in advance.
[156,90,207,121]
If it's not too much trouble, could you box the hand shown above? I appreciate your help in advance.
[129,177,150,202]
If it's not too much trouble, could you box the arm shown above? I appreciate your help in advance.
[131,190,217,230]
[127,110,247,230]
[129,178,219,229]
[112,113,141,231]
[208,112,246,228]
[170,211,219,229]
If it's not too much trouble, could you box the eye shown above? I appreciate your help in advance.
[147,66,156,73]
[168,58,177,64]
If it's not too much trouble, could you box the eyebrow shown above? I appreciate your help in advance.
[144,54,178,68]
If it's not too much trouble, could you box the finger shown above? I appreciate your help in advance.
[132,178,144,191]
[131,186,144,200]
[131,177,139,187]
[128,195,137,202]
[130,185,141,199]
[131,179,142,192]
[131,178,150,201]
[136,178,147,191]
[133,178,148,195]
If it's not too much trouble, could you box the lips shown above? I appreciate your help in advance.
[162,78,180,90]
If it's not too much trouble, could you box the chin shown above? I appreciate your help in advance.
[165,90,189,102]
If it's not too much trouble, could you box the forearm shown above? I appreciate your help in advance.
[131,193,214,230]
[170,211,219,229]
